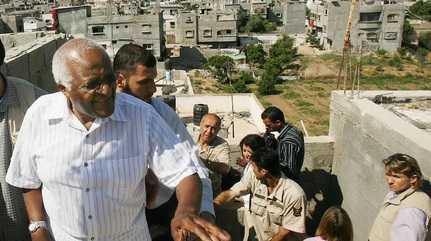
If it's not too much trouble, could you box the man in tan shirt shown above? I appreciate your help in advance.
[214,148,307,241]
[197,113,231,196]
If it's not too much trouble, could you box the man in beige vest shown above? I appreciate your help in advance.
[369,153,431,241]
[0,39,46,241]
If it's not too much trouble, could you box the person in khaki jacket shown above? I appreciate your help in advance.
[369,153,431,241]
[214,148,307,241]
[0,39,46,241]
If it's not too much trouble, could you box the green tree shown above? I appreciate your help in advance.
[245,44,266,67]
[306,32,320,47]
[245,15,266,33]
[409,0,431,21]
[245,15,277,33]
[268,35,298,71]
[239,71,255,84]
[258,72,276,95]
[418,32,431,50]
[232,78,250,93]
[238,8,249,32]
[402,20,415,47]
[416,47,429,66]
[206,55,234,83]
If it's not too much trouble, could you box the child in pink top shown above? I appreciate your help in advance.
[304,207,353,241]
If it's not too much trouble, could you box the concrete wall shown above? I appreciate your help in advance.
[329,91,431,241]
[325,0,350,50]
[0,31,55,48]
[87,13,164,58]
[56,6,90,37]
[176,93,267,133]
[1,34,66,92]
[176,12,198,45]
[282,1,306,35]
[197,11,237,44]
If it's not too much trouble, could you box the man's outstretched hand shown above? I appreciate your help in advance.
[171,211,231,241]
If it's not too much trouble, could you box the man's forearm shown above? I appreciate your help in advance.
[23,188,52,241]
[175,173,202,215]
[205,160,230,175]
[269,228,291,241]
[213,190,237,205]
[23,188,47,221]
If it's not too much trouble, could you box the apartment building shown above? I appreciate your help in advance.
[309,0,405,52]
[176,9,237,47]
[87,10,165,58]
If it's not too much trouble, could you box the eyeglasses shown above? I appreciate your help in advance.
[79,76,115,93]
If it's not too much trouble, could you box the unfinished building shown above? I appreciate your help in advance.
[309,0,405,52]
[87,11,165,58]
[281,0,306,34]
[176,9,237,47]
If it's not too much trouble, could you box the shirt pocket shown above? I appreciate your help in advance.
[250,197,266,216]
[267,205,283,225]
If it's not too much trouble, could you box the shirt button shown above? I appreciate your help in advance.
[85,188,90,192]
[84,162,88,167]
[88,215,92,219]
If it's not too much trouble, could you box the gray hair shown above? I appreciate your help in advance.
[52,38,108,89]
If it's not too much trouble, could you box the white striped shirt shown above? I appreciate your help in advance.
[149,97,214,215]
[6,92,197,241]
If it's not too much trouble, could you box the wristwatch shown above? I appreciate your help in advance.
[28,221,48,233]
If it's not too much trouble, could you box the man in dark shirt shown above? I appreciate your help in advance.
[261,106,304,180]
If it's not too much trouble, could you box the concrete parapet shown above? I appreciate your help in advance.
[304,136,334,172]
[1,34,66,92]
[329,90,431,241]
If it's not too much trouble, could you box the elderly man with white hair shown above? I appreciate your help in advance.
[5,38,230,241]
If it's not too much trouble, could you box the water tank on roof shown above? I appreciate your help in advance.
[193,104,209,126]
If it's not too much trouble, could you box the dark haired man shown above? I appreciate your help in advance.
[214,148,307,241]
[0,39,46,240]
[261,106,304,180]
[113,44,216,240]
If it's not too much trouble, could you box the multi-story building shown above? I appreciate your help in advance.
[160,3,182,43]
[309,0,405,52]
[87,10,165,58]
[176,9,237,47]
[281,0,306,34]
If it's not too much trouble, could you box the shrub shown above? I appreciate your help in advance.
[388,56,402,68]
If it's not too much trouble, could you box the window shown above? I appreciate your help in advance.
[387,14,399,23]
[185,30,194,38]
[226,29,232,34]
[384,32,397,40]
[92,26,105,35]
[116,26,120,29]
[360,12,381,22]
[141,24,152,34]
[185,17,193,23]
[143,44,153,50]
[125,25,128,28]
[170,21,175,28]
[366,32,378,42]
[203,29,212,37]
